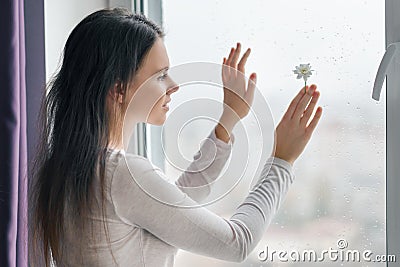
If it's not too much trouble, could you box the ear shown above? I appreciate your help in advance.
[109,81,124,104]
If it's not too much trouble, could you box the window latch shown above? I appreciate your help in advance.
[372,42,400,101]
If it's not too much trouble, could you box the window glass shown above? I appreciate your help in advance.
[152,0,386,265]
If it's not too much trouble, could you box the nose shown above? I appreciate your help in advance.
[166,84,179,95]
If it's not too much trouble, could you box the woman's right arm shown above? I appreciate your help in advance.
[111,153,294,262]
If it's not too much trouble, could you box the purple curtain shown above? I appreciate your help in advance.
[0,0,28,266]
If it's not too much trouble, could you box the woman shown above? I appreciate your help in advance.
[29,7,322,267]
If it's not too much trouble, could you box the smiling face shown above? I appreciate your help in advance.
[121,37,179,126]
[106,37,179,149]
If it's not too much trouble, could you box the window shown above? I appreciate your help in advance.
[146,0,389,266]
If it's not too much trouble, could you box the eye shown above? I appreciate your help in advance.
[157,72,168,81]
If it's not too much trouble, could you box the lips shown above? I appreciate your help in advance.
[162,99,171,107]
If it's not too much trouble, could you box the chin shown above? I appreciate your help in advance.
[153,121,165,126]
[148,115,166,125]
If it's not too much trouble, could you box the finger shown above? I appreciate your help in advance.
[230,42,241,68]
[305,106,323,136]
[222,57,227,75]
[237,48,251,74]
[244,73,257,106]
[300,90,320,126]
[225,47,235,67]
[283,85,308,120]
[292,84,317,121]
[222,57,229,82]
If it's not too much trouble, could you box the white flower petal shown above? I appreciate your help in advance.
[294,63,314,83]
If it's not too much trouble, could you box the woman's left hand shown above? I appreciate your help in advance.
[219,42,257,131]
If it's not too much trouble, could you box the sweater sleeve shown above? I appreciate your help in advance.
[174,126,235,202]
[111,153,294,263]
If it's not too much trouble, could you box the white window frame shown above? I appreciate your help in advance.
[385,1,400,265]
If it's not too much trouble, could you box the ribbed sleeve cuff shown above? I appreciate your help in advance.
[265,156,294,177]
[209,126,235,148]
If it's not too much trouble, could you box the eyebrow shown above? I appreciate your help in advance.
[153,66,169,75]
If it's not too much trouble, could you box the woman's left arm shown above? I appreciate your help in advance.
[175,42,256,202]
[174,125,235,202]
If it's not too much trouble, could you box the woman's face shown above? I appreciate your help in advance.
[125,37,179,125]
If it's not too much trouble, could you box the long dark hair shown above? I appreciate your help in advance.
[29,8,164,266]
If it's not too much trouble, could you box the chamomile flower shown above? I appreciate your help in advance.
[293,63,314,93]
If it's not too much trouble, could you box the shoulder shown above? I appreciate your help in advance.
[112,152,165,185]
[114,152,152,175]
[110,152,177,205]
[109,153,154,201]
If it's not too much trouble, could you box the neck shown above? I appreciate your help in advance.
[109,119,139,151]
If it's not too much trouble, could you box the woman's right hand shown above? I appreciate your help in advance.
[272,84,323,165]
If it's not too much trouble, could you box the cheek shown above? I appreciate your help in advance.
[155,96,164,107]
[129,81,165,115]
[148,96,167,124]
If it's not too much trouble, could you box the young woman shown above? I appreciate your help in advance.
[29,7,322,267]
